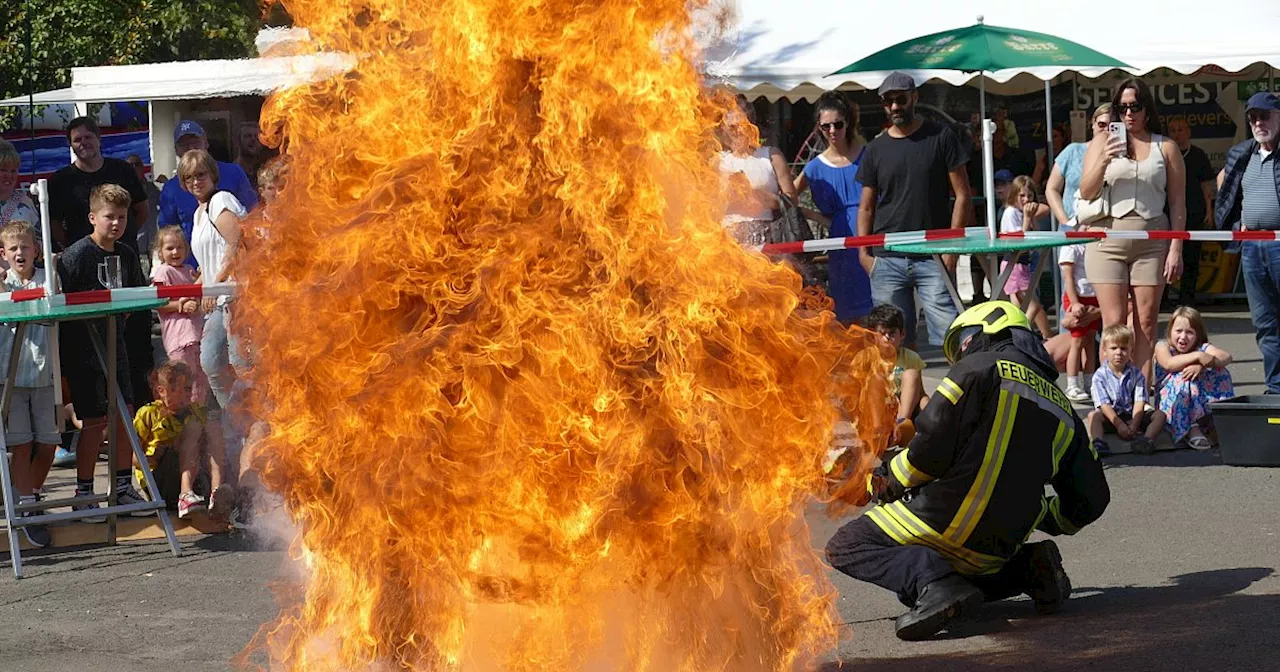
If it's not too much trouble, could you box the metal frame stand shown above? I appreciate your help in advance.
[0,315,180,578]
[936,250,1053,315]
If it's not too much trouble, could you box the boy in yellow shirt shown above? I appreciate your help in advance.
[134,361,231,518]
[866,304,927,423]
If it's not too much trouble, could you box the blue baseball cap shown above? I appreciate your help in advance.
[994,169,1014,183]
[1246,92,1280,113]
[174,120,206,142]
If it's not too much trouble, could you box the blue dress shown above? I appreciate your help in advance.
[803,152,872,321]
[1155,342,1235,442]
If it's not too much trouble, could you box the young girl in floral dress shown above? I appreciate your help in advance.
[1154,307,1234,450]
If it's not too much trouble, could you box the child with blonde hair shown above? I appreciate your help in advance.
[1154,306,1234,450]
[1088,325,1167,456]
[999,176,1052,338]
[151,225,208,404]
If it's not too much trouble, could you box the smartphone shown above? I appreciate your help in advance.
[1107,121,1127,145]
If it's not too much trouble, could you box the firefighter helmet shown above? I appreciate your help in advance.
[943,300,1032,363]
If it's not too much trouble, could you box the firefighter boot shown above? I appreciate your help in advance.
[1025,540,1072,615]
[895,575,984,641]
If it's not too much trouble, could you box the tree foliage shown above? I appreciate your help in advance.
[1,1,288,126]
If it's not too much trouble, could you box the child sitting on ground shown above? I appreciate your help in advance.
[1088,325,1167,456]
[133,361,231,519]
[0,221,59,547]
[151,226,208,404]
[1154,306,1234,450]
[999,176,1052,339]
[864,304,927,424]
[1059,236,1100,403]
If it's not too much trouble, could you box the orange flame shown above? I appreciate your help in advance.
[235,0,895,669]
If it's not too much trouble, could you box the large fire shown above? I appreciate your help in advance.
[234,0,895,669]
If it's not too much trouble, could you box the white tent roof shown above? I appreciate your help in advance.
[704,0,1280,100]
[0,52,355,107]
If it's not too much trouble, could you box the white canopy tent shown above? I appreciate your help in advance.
[703,0,1280,100]
[0,52,355,174]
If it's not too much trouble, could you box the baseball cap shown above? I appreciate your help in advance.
[174,120,206,142]
[1245,92,1279,113]
[994,169,1014,183]
[878,72,917,97]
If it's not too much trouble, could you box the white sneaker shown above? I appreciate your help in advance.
[116,485,157,517]
[72,500,108,524]
[1065,386,1091,404]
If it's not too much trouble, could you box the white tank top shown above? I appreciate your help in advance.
[1105,134,1167,220]
[720,147,780,223]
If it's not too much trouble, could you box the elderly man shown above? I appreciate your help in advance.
[1217,92,1280,393]
[157,120,258,267]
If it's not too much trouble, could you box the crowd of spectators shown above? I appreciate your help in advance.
[0,118,287,547]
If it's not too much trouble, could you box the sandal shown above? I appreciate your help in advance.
[1187,435,1213,451]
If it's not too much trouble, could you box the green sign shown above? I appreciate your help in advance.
[1239,79,1276,101]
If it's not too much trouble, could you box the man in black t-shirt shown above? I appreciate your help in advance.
[1167,116,1217,303]
[857,72,972,349]
[48,116,150,250]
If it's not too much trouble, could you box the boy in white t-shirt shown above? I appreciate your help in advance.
[1059,231,1101,403]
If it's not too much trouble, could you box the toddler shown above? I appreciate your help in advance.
[133,361,231,519]
[1154,307,1234,450]
[151,225,209,404]
[1087,325,1167,456]
[998,176,1051,338]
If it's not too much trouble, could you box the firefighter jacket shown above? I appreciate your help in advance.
[866,331,1110,575]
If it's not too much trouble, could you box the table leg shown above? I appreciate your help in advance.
[988,252,1024,303]
[1,323,28,578]
[105,317,118,545]
[1021,249,1054,313]
[933,254,966,313]
[87,321,182,558]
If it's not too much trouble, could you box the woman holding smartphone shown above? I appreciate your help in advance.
[1079,78,1186,385]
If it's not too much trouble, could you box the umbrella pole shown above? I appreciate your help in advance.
[1045,78,1062,331]
[983,118,996,241]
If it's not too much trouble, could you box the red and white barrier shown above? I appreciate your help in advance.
[0,283,235,307]
[760,227,1280,255]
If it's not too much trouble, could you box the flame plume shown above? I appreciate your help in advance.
[235,0,895,669]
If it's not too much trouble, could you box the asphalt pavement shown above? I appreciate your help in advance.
[0,308,1276,671]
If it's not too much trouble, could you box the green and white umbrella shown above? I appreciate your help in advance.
[830,17,1130,238]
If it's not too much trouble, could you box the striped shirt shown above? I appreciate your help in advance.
[1091,362,1147,415]
[0,268,53,388]
[1242,149,1280,231]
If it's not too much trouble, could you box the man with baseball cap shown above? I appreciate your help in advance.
[157,120,259,267]
[1216,92,1280,392]
[856,72,972,349]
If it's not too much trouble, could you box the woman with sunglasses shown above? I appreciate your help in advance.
[1080,78,1187,386]
[793,91,872,323]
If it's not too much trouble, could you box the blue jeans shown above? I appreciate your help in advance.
[1243,242,1280,393]
[200,303,248,409]
[870,255,959,347]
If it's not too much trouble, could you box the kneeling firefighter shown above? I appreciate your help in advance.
[826,301,1110,641]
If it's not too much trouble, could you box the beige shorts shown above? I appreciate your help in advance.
[1084,213,1170,286]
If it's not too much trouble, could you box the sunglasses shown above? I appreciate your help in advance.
[819,120,846,132]
[1117,102,1145,114]
[1247,112,1275,125]
[882,94,911,107]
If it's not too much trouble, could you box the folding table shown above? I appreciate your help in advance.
[0,298,180,578]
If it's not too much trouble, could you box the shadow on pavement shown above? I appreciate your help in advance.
[822,567,1279,672]
[1099,448,1225,470]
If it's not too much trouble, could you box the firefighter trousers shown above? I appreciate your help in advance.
[825,516,1040,607]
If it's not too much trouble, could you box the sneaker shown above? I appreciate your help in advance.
[116,485,157,517]
[178,491,206,519]
[52,446,76,468]
[19,513,52,548]
[1091,438,1112,458]
[72,500,108,524]
[208,486,235,519]
[1024,540,1072,615]
[1065,386,1091,404]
